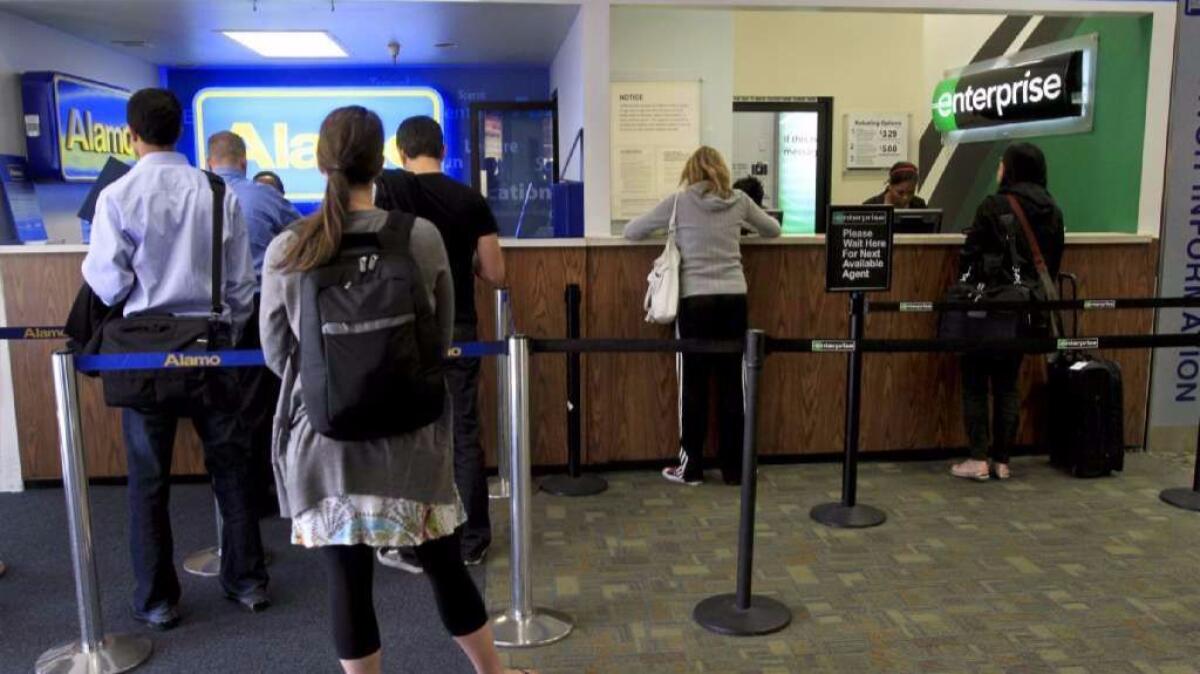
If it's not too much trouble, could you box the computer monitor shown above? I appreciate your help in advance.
[894,208,943,234]
[766,209,784,224]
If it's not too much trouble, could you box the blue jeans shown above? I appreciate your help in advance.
[123,403,268,613]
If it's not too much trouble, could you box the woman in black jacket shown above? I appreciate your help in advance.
[951,143,1065,482]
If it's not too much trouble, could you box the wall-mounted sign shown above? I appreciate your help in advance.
[846,113,909,170]
[21,73,135,182]
[193,87,444,201]
[931,34,1097,144]
[825,205,892,292]
[0,155,48,243]
[610,81,702,221]
[778,111,821,234]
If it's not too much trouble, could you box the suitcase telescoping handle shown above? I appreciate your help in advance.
[1058,272,1079,338]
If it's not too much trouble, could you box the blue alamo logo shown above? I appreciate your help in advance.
[162,353,223,368]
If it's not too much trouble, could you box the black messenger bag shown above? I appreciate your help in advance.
[99,172,237,414]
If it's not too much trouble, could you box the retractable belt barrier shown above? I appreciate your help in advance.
[0,326,68,340]
[868,295,1200,313]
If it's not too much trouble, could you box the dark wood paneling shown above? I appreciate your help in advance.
[1,254,205,480]
[475,248,586,468]
[2,241,1159,480]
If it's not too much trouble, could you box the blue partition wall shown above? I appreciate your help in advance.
[165,65,549,193]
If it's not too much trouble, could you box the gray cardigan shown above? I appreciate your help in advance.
[623,183,782,297]
[260,209,457,518]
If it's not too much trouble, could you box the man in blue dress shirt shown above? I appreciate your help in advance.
[206,132,299,518]
[82,89,270,630]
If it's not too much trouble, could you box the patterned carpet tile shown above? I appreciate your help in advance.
[489,454,1200,674]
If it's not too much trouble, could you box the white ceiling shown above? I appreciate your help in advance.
[0,0,580,66]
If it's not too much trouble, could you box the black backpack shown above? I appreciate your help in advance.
[298,211,444,440]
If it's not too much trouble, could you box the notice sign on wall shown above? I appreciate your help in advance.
[846,113,908,170]
[610,81,701,221]
[825,205,893,292]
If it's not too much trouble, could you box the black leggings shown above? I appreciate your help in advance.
[320,534,488,660]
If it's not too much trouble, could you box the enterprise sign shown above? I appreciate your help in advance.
[931,35,1096,144]
[193,87,444,200]
[21,73,135,181]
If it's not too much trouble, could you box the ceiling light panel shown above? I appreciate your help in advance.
[221,30,347,58]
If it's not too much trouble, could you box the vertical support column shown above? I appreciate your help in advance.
[36,351,152,674]
[490,335,574,648]
[541,284,607,496]
[811,292,886,528]
[694,330,793,636]
[491,287,513,499]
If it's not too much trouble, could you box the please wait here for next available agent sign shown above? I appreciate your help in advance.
[825,205,893,292]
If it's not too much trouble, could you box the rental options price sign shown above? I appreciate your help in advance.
[825,205,892,292]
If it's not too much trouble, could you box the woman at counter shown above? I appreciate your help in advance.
[863,161,927,209]
[623,146,782,486]
[951,142,1064,482]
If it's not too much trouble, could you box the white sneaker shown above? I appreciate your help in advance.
[950,459,990,482]
[376,547,423,574]
[661,465,703,486]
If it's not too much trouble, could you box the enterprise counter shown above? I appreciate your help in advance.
[0,232,1156,481]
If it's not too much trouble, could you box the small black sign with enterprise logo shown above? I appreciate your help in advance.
[826,205,893,292]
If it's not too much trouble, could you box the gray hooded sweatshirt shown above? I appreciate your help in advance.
[623,182,782,297]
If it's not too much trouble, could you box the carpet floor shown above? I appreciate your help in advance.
[0,483,483,673]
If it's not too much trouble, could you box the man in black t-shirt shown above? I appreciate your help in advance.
[375,116,506,571]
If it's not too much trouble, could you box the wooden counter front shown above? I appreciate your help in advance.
[2,239,1159,481]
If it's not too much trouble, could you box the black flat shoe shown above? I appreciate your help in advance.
[226,588,271,613]
[132,605,181,631]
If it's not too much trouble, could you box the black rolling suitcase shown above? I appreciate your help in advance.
[1047,273,1125,477]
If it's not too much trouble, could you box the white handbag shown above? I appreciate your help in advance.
[643,193,681,325]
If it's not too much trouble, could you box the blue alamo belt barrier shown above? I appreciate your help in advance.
[0,326,67,340]
[72,341,508,372]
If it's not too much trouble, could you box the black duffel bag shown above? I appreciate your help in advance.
[98,172,238,414]
[937,276,1035,341]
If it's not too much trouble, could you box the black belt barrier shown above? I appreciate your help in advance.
[869,295,1200,313]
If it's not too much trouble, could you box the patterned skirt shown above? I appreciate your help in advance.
[291,494,466,549]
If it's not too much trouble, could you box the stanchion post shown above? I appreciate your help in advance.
[37,351,152,674]
[1159,413,1200,511]
[183,498,223,577]
[490,335,574,648]
[490,287,513,500]
[540,284,607,497]
[694,330,793,636]
[811,292,887,528]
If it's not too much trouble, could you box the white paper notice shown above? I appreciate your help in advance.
[846,113,909,170]
[610,81,702,221]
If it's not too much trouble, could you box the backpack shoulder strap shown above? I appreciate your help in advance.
[202,170,225,317]
[378,210,418,252]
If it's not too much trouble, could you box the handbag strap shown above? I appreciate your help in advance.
[1005,193,1062,336]
[668,192,679,236]
[203,171,226,318]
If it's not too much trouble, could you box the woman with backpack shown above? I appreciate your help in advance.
[951,142,1064,482]
[260,106,532,674]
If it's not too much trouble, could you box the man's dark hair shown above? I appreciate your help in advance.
[254,170,285,193]
[127,88,182,147]
[733,176,765,207]
[396,116,445,160]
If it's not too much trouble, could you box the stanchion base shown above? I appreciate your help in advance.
[539,473,608,497]
[182,547,220,577]
[488,478,511,500]
[1160,488,1200,512]
[36,634,153,674]
[693,594,792,636]
[490,608,573,648]
[810,502,887,528]
[183,547,274,577]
